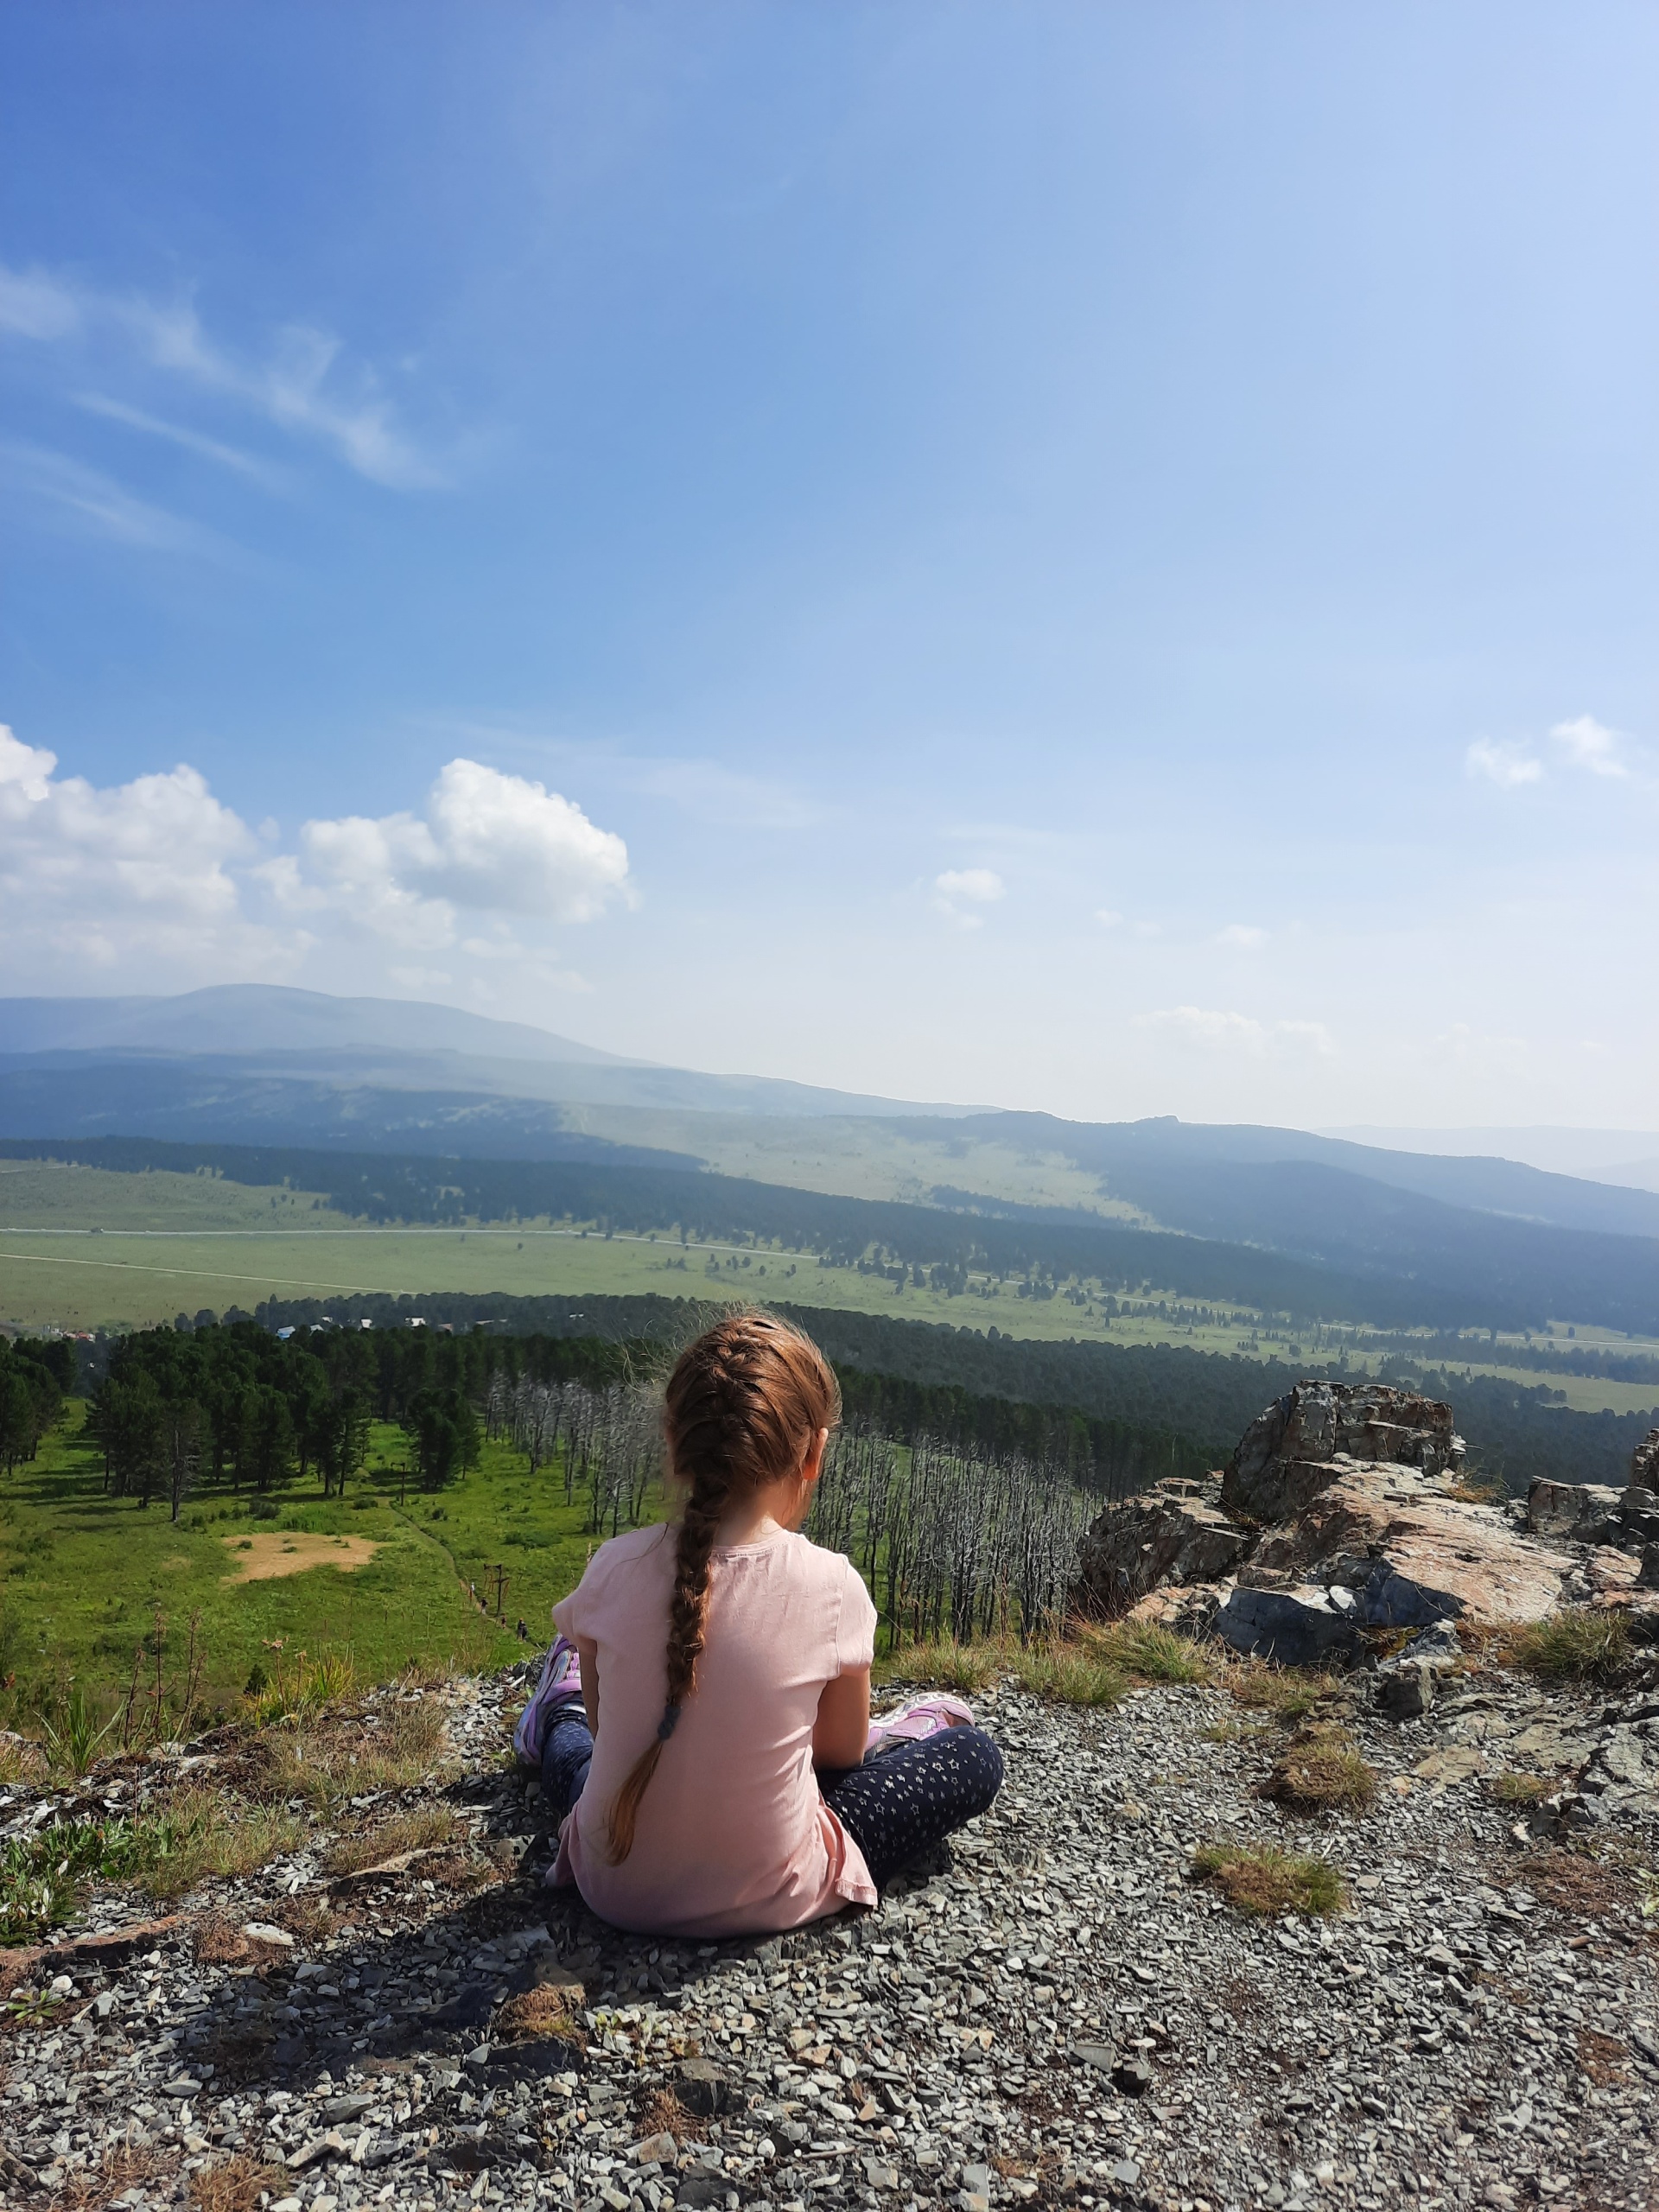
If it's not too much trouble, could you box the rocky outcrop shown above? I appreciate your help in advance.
[1249,1463,1567,1627]
[1072,1476,1250,1611]
[1221,1381,1463,1523]
[1633,1427,1659,1488]
[1527,1473,1659,1557]
[1074,1381,1602,1667]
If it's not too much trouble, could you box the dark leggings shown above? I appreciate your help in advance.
[819,1726,1005,1888]
[541,1716,1004,1892]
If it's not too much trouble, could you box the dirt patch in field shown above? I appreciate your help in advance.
[219,1532,382,1582]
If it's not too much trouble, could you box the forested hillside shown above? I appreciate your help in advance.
[244,1288,1656,1491]
[11,1132,1659,1336]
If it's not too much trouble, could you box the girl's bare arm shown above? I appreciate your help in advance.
[812,1663,871,1770]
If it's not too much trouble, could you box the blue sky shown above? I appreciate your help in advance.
[1,2,1655,1127]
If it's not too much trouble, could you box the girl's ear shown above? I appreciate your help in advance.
[801,1427,830,1486]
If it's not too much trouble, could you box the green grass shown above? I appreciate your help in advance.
[1192,1841,1346,1917]
[875,1632,1130,1707]
[1490,1770,1562,1805]
[0,1402,629,1725]
[1507,1611,1631,1684]
[1080,1619,1213,1684]
[1225,1660,1346,1722]
[0,1793,303,1941]
[874,1636,1006,1697]
[1009,1644,1128,1707]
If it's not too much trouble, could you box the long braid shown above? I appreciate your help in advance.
[604,1313,839,1864]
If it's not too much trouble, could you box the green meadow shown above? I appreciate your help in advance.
[0,1401,632,1728]
[3,1159,1657,1419]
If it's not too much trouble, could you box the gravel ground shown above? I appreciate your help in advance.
[2,1657,1656,2212]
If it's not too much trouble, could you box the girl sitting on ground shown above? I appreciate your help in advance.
[518,1310,1004,1938]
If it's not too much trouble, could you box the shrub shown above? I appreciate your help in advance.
[1192,1841,1345,1917]
[245,1649,357,1728]
[0,1821,109,1942]
[1262,1726,1378,1814]
[1508,1611,1630,1685]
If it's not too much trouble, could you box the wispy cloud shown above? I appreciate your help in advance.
[1094,907,1123,928]
[0,262,438,489]
[1466,738,1544,788]
[1216,923,1267,949]
[1137,1004,1335,1058]
[73,392,288,489]
[631,758,818,830]
[0,442,220,555]
[1550,714,1629,779]
[468,732,822,832]
[932,868,1004,929]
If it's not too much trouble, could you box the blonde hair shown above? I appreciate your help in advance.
[605,1310,840,1862]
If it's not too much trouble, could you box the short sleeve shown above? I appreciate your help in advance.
[552,1541,613,1644]
[835,1558,879,1673]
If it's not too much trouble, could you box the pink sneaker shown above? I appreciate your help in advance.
[865,1694,974,1758]
[512,1635,584,1768]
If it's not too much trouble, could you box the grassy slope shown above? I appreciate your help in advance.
[0,1402,624,1721]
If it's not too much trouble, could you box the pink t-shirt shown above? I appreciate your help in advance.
[550,1522,879,1938]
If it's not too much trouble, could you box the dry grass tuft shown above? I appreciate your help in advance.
[275,1894,336,1944]
[1489,1770,1564,1806]
[1508,1611,1631,1685]
[1509,1847,1638,1921]
[635,2086,696,2141]
[188,2153,289,2212]
[1577,2028,1630,2086]
[321,1804,459,1877]
[1192,1841,1345,1917]
[494,1981,587,2048]
[1262,1726,1378,1815]
[1442,1475,1510,1506]
[1226,1660,1346,1721]
[60,2145,178,2210]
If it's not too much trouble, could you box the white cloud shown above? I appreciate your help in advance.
[931,868,1005,929]
[0,262,435,489]
[0,728,630,994]
[1094,908,1122,928]
[1466,738,1544,788]
[288,759,631,949]
[1550,714,1629,779]
[1136,1004,1335,1058]
[0,723,293,979]
[1216,923,1268,949]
